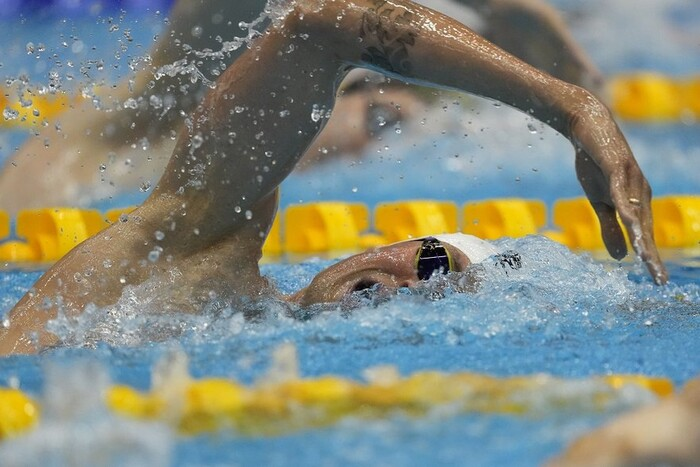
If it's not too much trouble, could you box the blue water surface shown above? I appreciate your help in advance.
[1,1,699,466]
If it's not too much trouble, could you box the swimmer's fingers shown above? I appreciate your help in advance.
[575,149,627,259]
[609,173,669,285]
[591,201,627,259]
[575,148,668,285]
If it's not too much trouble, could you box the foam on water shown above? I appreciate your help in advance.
[22,236,696,386]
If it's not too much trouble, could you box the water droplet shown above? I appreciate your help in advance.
[155,230,165,241]
[119,277,126,284]
[245,210,253,220]
[351,187,358,193]
[71,40,84,54]
[527,123,538,134]
[123,98,138,109]
[25,42,35,54]
[103,259,112,268]
[149,94,163,109]
[140,180,152,192]
[310,104,323,122]
[3,108,19,121]
[191,134,204,149]
[148,246,163,262]
[234,206,242,213]
[1,318,9,329]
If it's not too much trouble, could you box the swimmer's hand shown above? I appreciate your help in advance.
[571,108,668,285]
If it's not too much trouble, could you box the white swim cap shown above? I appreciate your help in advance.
[432,233,499,264]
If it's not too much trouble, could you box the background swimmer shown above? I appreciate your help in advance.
[0,0,666,355]
[0,0,604,213]
[549,375,700,466]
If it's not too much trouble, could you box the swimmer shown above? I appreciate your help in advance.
[455,0,604,92]
[549,375,700,466]
[0,0,603,212]
[0,0,667,355]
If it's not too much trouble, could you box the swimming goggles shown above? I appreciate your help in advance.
[415,237,454,281]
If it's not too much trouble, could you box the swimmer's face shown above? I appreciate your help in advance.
[289,240,473,306]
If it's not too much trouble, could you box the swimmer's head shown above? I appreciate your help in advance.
[289,233,499,307]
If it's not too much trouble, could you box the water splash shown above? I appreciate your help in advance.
[0,361,173,467]
[152,2,281,89]
[264,0,296,26]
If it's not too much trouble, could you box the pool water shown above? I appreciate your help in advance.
[1,0,700,466]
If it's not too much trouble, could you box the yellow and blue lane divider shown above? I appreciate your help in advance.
[1,195,699,263]
[0,370,674,439]
[2,72,700,127]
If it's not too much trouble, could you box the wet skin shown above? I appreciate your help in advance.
[289,240,473,306]
[549,376,700,466]
[1,0,667,355]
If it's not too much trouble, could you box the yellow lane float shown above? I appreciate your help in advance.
[0,371,673,439]
[1,85,75,128]
[1,196,699,263]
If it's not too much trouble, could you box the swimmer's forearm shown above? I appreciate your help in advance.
[332,0,587,137]
[152,0,597,235]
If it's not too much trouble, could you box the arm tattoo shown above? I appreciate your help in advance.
[360,1,417,74]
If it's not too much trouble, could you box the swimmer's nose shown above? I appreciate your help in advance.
[351,279,379,293]
[350,276,416,294]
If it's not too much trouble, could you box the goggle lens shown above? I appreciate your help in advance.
[416,237,452,281]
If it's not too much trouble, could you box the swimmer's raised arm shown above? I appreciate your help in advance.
[336,0,665,283]
[225,0,662,283]
[357,0,662,283]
